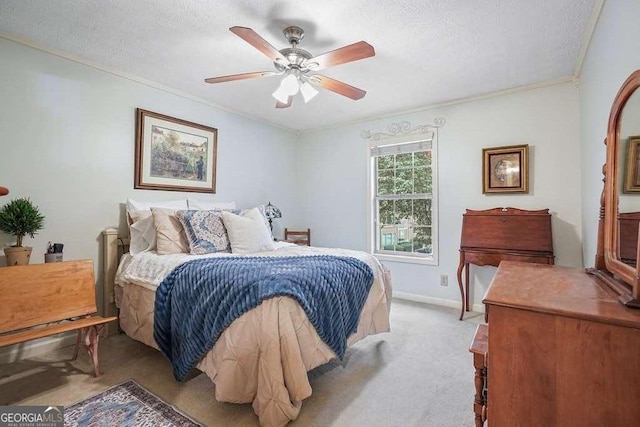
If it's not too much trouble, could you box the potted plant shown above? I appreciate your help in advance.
[0,198,45,266]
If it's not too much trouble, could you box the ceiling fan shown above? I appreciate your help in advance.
[204,26,375,108]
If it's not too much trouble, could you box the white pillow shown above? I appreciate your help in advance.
[129,211,156,254]
[125,199,188,254]
[187,199,236,210]
[126,198,188,212]
[221,208,276,254]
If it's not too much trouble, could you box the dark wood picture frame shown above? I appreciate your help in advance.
[624,136,640,193]
[134,108,217,193]
[482,144,529,194]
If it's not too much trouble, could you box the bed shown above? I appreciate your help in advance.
[102,208,391,426]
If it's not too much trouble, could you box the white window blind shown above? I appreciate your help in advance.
[370,140,432,157]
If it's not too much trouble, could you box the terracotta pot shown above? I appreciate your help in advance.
[4,246,32,266]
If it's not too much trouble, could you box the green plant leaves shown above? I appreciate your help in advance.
[0,198,45,246]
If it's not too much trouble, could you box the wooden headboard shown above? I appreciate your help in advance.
[102,229,129,335]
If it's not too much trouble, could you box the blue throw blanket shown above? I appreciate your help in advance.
[153,255,374,381]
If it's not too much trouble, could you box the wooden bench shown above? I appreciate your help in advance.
[0,260,117,376]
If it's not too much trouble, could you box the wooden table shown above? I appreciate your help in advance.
[457,208,554,320]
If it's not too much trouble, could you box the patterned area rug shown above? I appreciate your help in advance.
[65,380,202,426]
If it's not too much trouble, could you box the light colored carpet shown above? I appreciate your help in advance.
[0,300,483,426]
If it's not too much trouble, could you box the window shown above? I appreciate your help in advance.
[369,137,438,264]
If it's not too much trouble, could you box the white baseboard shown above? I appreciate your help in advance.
[0,332,76,365]
[393,291,486,313]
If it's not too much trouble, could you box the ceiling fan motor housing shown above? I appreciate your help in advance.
[283,26,305,45]
[275,26,312,72]
[275,47,312,71]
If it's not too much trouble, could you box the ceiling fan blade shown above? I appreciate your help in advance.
[230,26,289,65]
[276,97,293,109]
[306,41,375,71]
[204,71,273,84]
[311,75,367,100]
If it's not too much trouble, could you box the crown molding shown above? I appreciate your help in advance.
[0,32,296,135]
[0,29,585,137]
[300,76,577,135]
[573,0,605,78]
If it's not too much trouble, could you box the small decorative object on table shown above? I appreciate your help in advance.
[45,241,64,263]
[0,197,45,266]
[264,201,282,233]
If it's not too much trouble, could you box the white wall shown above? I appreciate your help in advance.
[2,20,607,314]
[579,0,640,266]
[297,83,582,308]
[0,38,298,281]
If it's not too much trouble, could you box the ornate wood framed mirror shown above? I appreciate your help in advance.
[592,69,640,308]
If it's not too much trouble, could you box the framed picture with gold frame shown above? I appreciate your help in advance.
[624,136,640,193]
[135,108,217,193]
[482,144,529,194]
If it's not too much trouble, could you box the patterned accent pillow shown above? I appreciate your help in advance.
[177,205,271,254]
[177,210,230,254]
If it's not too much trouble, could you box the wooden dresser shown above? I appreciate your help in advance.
[457,208,554,320]
[476,261,640,427]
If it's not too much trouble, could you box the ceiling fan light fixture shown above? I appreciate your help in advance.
[272,73,301,103]
[300,81,319,103]
[281,73,300,95]
[272,84,291,104]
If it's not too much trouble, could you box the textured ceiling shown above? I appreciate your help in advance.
[0,0,597,131]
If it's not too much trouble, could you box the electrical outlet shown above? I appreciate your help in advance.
[440,274,448,286]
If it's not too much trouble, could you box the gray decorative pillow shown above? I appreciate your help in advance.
[177,205,271,254]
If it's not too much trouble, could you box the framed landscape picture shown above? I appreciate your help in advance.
[135,109,217,193]
[624,136,640,193]
[482,144,529,194]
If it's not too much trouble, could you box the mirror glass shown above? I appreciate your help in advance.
[617,89,640,267]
